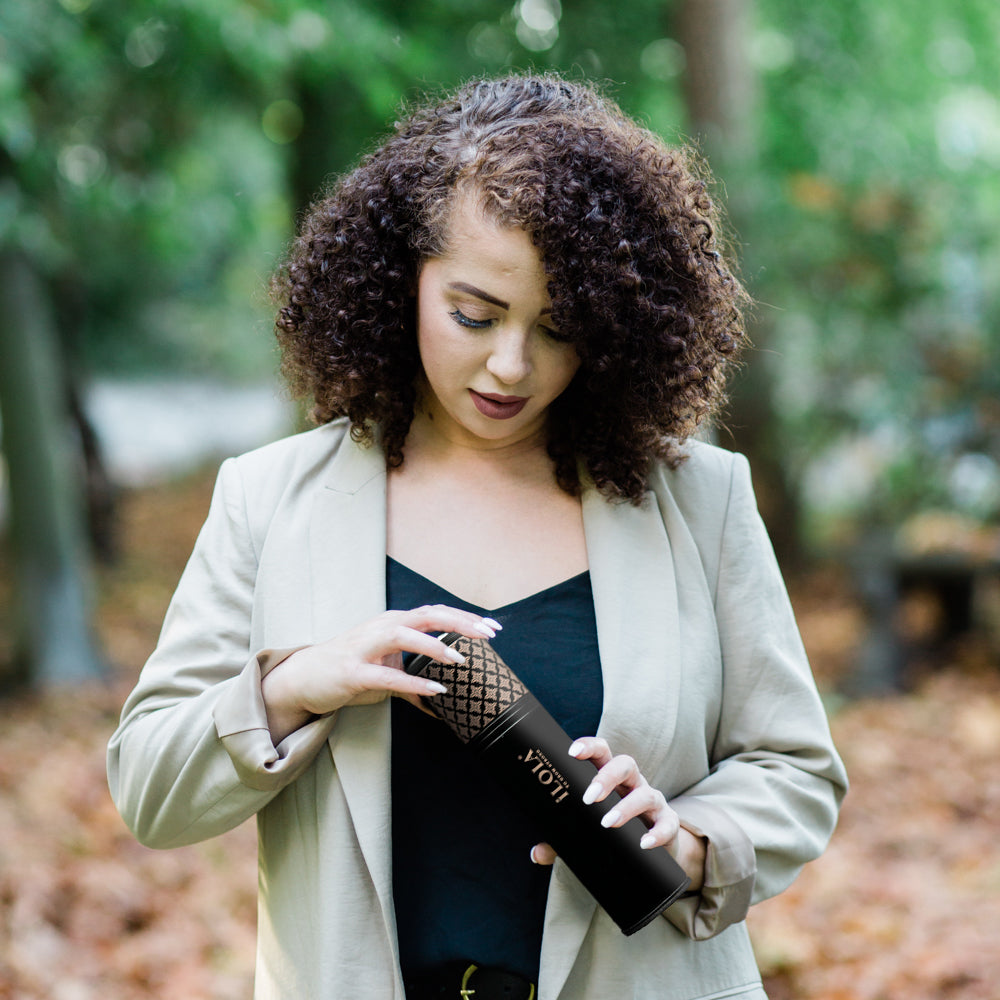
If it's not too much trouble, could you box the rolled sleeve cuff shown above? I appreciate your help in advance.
[212,648,337,791]
[664,795,756,940]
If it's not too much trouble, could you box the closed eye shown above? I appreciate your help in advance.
[449,308,493,330]
[540,324,571,343]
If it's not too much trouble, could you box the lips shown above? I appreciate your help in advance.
[469,390,529,420]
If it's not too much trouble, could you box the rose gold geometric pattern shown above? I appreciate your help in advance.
[413,636,527,743]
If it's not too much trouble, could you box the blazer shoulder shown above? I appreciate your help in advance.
[219,419,382,547]
[648,437,748,507]
[235,417,350,470]
[645,440,756,592]
[231,418,354,484]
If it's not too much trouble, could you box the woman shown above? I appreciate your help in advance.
[109,74,846,999]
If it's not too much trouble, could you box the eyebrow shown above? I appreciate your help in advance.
[447,282,551,315]
[448,282,509,309]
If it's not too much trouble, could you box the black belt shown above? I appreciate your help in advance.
[404,961,536,1000]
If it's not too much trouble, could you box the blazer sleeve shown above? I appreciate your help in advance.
[664,451,848,940]
[107,458,336,849]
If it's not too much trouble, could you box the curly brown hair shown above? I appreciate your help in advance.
[273,73,749,503]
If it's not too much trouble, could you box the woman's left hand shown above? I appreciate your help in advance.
[529,736,706,891]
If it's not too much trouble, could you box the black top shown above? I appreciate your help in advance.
[388,556,603,983]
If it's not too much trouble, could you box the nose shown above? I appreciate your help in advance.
[485,328,532,386]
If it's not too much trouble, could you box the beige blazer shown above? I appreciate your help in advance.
[108,420,846,1000]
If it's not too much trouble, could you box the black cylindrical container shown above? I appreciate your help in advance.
[405,632,691,935]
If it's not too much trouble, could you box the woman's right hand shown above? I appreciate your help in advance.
[261,605,501,743]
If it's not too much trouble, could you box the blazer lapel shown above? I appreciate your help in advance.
[307,432,398,949]
[540,484,682,1000]
[587,487,682,771]
[309,429,388,642]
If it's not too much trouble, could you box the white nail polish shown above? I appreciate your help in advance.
[568,741,584,758]
[474,623,496,638]
[425,681,448,695]
[640,833,657,850]
[483,618,502,631]
[582,782,601,806]
[601,809,621,828]
[446,649,466,664]
[529,846,539,864]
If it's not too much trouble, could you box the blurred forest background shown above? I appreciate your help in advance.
[1,0,999,997]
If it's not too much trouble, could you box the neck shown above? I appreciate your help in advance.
[405,401,551,465]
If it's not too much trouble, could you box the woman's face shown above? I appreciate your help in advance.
[415,195,580,451]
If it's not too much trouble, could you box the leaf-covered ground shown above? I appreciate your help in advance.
[1,470,998,999]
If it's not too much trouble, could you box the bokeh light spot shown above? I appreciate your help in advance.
[639,39,686,81]
[514,0,560,52]
[750,28,795,72]
[262,100,304,145]
[288,10,330,51]
[125,19,169,69]
[57,144,107,187]
[467,22,509,63]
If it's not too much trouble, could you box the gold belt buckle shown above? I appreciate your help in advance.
[458,961,536,1000]
[460,963,478,998]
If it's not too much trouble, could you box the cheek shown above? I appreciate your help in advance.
[416,303,447,365]
[417,315,469,384]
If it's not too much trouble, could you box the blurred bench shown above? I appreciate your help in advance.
[849,514,1000,694]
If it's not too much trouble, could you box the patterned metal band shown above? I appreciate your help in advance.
[413,636,528,744]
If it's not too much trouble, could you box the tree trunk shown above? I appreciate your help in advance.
[53,270,119,563]
[0,250,105,689]
[289,73,381,216]
[675,0,803,564]
[676,0,755,167]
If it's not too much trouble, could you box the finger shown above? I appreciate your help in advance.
[364,624,470,667]
[638,810,682,851]
[599,785,669,831]
[581,753,641,805]
[567,736,611,767]
[392,604,503,640]
[529,843,557,866]
[366,618,496,667]
[356,661,451,699]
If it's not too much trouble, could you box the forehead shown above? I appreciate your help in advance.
[435,192,542,267]
[438,189,509,243]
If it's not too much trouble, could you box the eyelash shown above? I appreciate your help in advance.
[449,308,568,342]
[449,308,493,330]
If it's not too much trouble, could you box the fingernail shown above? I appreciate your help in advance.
[640,833,657,849]
[582,782,601,806]
[600,809,621,828]
[445,649,466,664]
[425,681,448,695]
[474,623,496,638]
[529,846,539,864]
[483,618,503,631]
[568,741,584,758]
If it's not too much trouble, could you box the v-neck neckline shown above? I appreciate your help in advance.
[386,555,590,615]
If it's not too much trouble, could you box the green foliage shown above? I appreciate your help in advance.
[0,0,290,375]
[0,0,684,377]
[2,0,997,541]
[750,0,1000,544]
